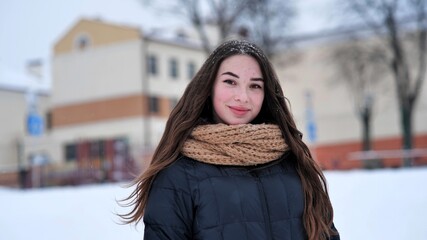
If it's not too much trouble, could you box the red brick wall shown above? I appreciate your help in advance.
[313,134,427,170]
[0,172,19,188]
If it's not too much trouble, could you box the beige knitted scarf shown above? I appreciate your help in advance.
[181,123,289,166]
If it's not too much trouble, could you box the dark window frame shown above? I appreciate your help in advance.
[75,34,90,50]
[65,143,77,162]
[187,61,196,80]
[148,54,158,75]
[169,58,179,79]
[149,96,159,114]
[170,98,178,111]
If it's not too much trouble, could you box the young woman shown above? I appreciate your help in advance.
[121,40,340,240]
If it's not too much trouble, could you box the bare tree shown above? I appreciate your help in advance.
[181,0,251,54]
[330,38,388,151]
[340,0,427,166]
[139,0,250,54]
[243,0,295,58]
[178,0,215,54]
[139,0,295,57]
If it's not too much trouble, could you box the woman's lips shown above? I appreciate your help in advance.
[229,106,250,116]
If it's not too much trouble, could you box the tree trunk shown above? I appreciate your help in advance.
[362,108,372,151]
[401,104,414,167]
[361,106,382,169]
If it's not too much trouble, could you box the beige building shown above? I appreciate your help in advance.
[0,82,49,187]
[1,18,426,187]
[275,40,427,169]
[46,19,207,183]
[0,19,207,187]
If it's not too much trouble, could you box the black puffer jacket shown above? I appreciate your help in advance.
[143,154,339,240]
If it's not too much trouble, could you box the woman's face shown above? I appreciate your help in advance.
[212,54,264,125]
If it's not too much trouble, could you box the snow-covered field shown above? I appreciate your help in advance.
[1,167,427,240]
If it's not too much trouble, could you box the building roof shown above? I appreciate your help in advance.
[54,18,142,55]
[0,62,50,95]
[54,18,204,56]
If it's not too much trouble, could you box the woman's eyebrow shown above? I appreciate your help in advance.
[221,71,239,78]
[221,71,263,81]
[251,77,264,82]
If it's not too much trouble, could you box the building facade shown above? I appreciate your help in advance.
[275,40,427,169]
[1,18,426,187]
[0,83,49,187]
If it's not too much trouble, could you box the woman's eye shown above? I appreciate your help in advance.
[223,79,235,85]
[251,84,262,89]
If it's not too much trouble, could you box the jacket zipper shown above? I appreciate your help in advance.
[252,171,273,240]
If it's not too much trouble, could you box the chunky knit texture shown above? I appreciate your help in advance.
[181,123,289,166]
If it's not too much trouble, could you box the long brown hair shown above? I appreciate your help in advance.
[120,39,337,239]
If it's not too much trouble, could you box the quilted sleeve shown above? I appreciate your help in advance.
[143,163,193,240]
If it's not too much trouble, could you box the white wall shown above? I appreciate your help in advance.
[52,40,143,106]
[146,41,206,98]
[0,89,50,170]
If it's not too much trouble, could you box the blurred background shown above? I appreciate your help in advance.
[1,0,426,239]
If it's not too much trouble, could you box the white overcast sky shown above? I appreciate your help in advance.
[0,0,336,87]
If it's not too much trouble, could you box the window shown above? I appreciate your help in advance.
[188,62,196,79]
[169,58,179,79]
[45,111,52,130]
[170,98,178,111]
[148,55,158,75]
[149,96,159,114]
[65,143,77,162]
[75,34,91,50]
[90,140,105,158]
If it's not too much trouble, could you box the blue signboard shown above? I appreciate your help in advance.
[27,112,43,136]
[307,119,317,143]
[305,91,317,143]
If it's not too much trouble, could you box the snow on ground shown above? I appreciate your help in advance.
[0,183,142,240]
[1,167,427,240]
[328,167,427,240]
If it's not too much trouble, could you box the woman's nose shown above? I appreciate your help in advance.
[234,88,249,103]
